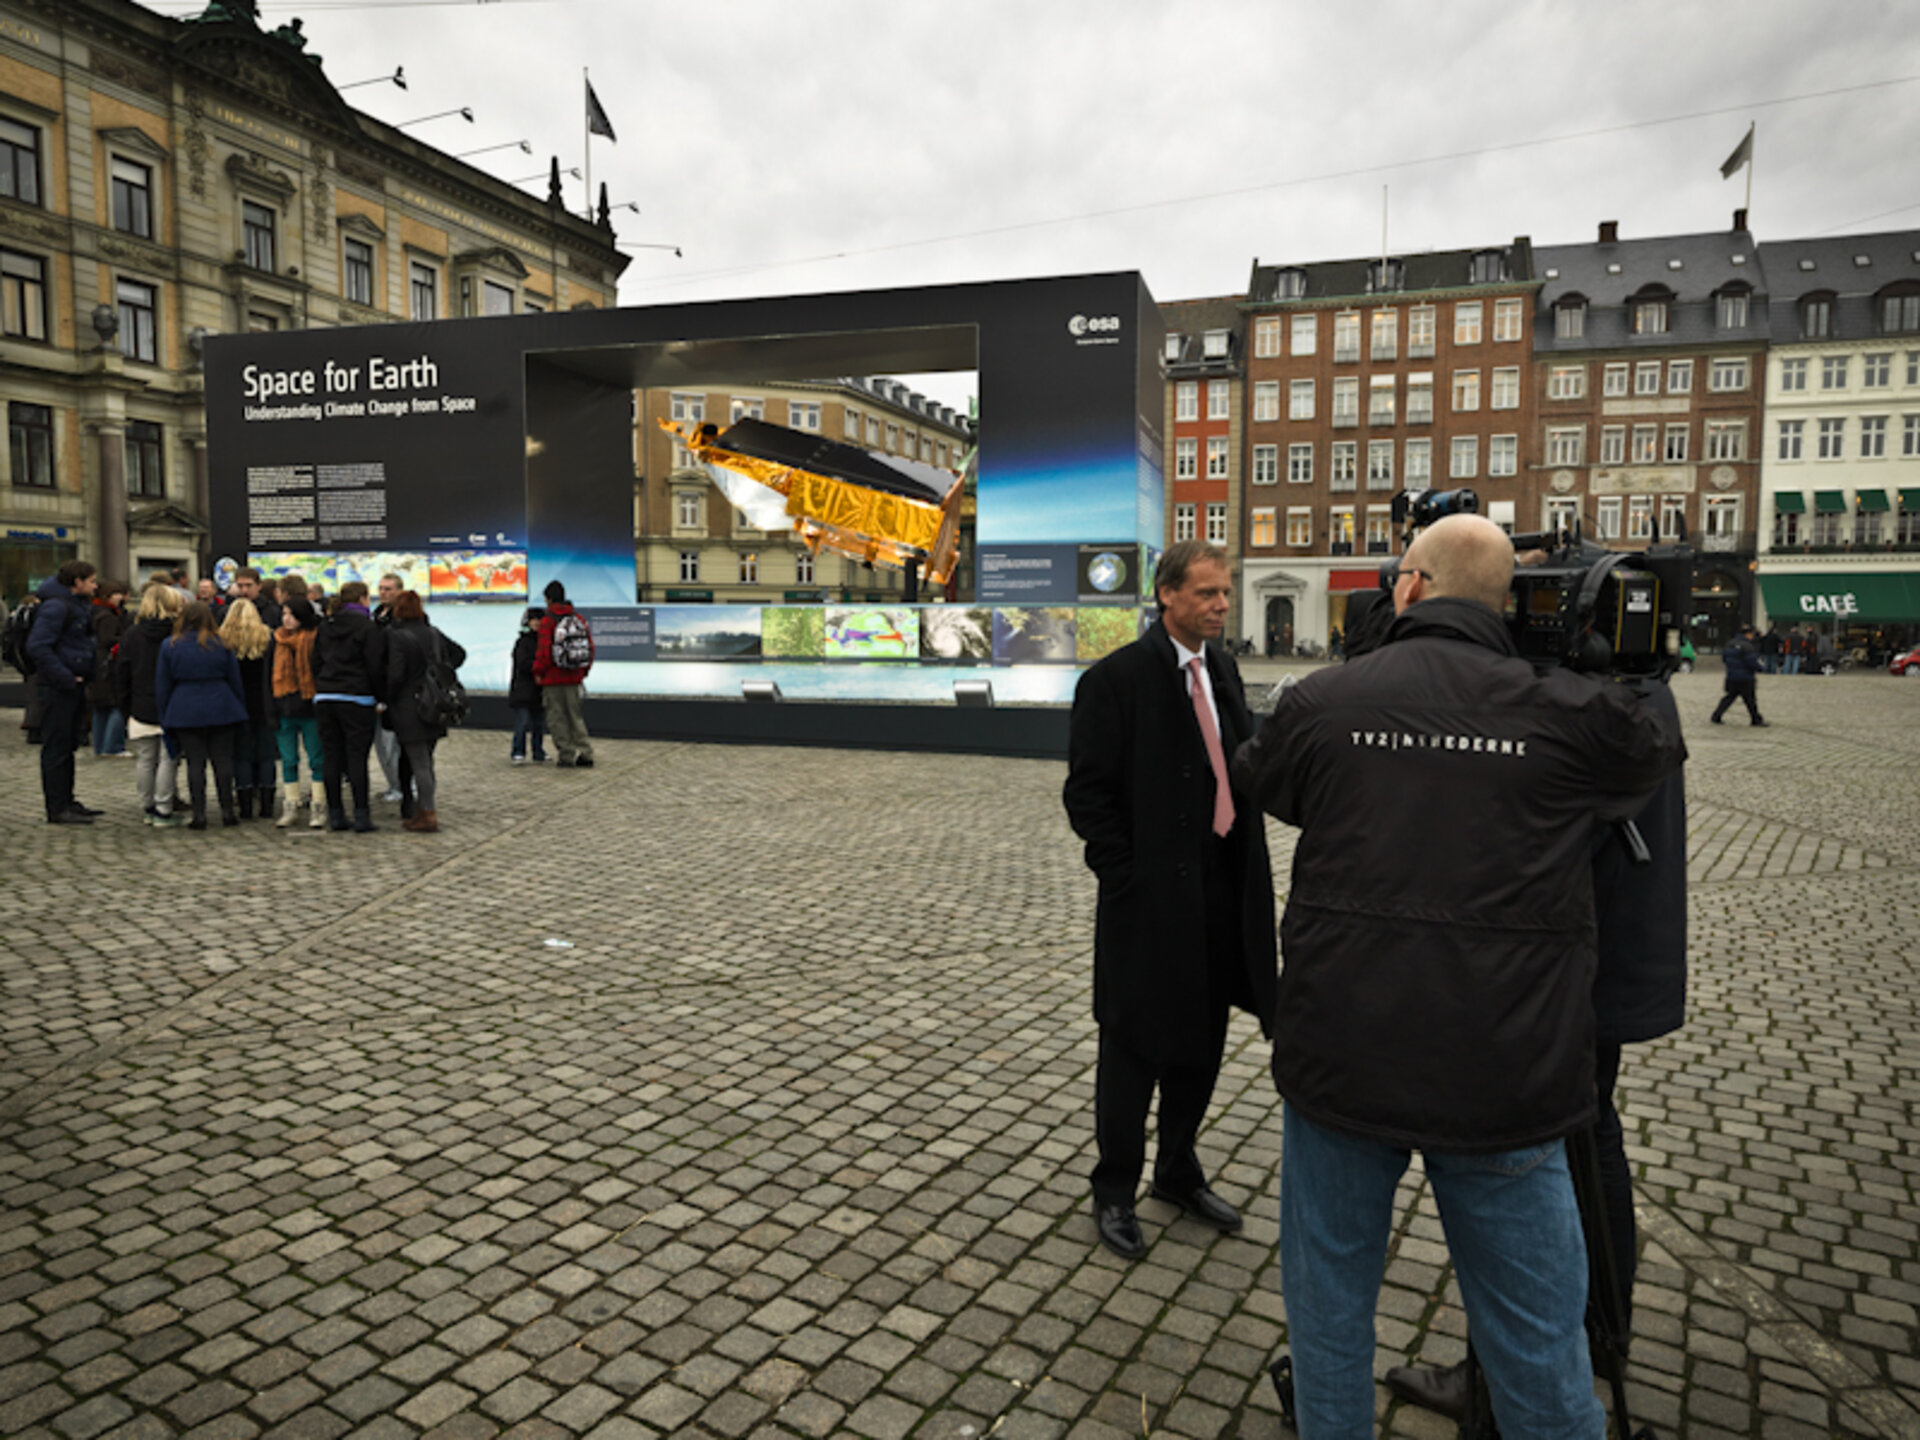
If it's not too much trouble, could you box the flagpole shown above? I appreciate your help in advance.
[582,67,591,222]
[1745,122,1754,221]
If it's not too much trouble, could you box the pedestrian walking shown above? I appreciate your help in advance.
[1711,622,1768,726]
[114,582,185,827]
[270,597,325,829]
[156,601,248,828]
[220,598,277,818]
[509,606,547,763]
[384,590,466,832]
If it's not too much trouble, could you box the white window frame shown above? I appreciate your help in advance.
[1705,418,1747,461]
[1449,435,1478,479]
[1493,297,1524,342]
[1709,357,1750,393]
[1370,309,1398,361]
[1817,417,1845,459]
[1332,377,1360,425]
[1862,353,1892,389]
[1596,496,1623,540]
[1489,434,1517,477]
[1367,439,1394,489]
[1250,506,1278,547]
[1174,437,1198,480]
[1291,313,1317,356]
[1408,305,1436,356]
[1286,508,1313,547]
[1368,376,1395,425]
[1491,367,1520,410]
[1600,426,1626,465]
[1779,358,1807,393]
[1404,438,1432,482]
[1635,361,1661,396]
[1206,436,1229,478]
[1667,359,1694,394]
[1176,381,1198,421]
[1547,427,1584,466]
[1777,419,1804,461]
[1289,379,1315,421]
[1254,316,1281,359]
[1288,443,1314,483]
[1205,502,1228,545]
[1454,301,1483,345]
[1860,415,1887,459]
[1253,381,1280,423]
[1821,355,1848,390]
[1207,380,1231,420]
[1333,311,1361,363]
[678,550,699,582]
[1548,365,1585,401]
[788,401,821,432]
[670,392,706,423]
[1330,441,1358,491]
[1252,444,1279,485]
[1632,424,1658,465]
[1603,363,1629,398]
[1664,423,1689,462]
[1173,502,1197,542]
[1452,370,1480,412]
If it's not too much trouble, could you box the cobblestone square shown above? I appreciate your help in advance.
[3,669,1917,1439]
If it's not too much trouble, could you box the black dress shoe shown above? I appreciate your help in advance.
[67,802,104,817]
[1093,1201,1146,1260]
[47,810,94,825]
[1149,1182,1243,1233]
[1385,1360,1469,1421]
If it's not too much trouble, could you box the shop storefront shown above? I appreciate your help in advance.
[1758,571,1920,660]
[3,529,79,611]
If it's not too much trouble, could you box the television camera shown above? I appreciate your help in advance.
[1360,486,1694,679]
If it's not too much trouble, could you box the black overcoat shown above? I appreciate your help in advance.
[1063,621,1278,1065]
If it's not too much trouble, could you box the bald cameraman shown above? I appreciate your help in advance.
[1234,515,1684,1440]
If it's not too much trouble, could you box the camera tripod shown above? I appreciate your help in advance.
[1268,1122,1656,1439]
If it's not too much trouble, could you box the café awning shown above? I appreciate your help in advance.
[1759,571,1920,622]
[1773,492,1806,514]
[1856,489,1891,513]
[1813,490,1848,514]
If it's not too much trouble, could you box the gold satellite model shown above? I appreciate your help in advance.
[662,416,965,587]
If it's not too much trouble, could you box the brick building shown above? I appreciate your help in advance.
[633,378,970,605]
[1236,239,1537,654]
[1159,296,1243,578]
[0,0,623,603]
[1532,217,1767,646]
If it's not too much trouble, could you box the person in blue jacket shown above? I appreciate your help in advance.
[25,560,102,824]
[1710,622,1768,726]
[156,600,249,828]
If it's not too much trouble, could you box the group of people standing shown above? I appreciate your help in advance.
[20,562,465,833]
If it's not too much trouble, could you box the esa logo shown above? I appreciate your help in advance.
[1068,313,1122,343]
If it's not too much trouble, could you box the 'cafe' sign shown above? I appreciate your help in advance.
[1798,592,1858,615]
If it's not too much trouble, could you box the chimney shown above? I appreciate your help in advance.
[1732,207,1748,232]
[1598,220,1619,244]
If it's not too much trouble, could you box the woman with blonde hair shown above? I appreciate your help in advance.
[220,598,276,818]
[156,600,247,828]
[113,581,186,826]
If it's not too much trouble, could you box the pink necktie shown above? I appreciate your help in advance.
[1188,657,1235,837]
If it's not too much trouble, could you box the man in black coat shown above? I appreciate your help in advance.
[26,560,102,824]
[1711,622,1767,725]
[1063,540,1278,1261]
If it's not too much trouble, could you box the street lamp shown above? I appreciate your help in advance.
[617,242,683,258]
[337,66,406,92]
[455,140,532,159]
[396,107,473,128]
[513,166,579,184]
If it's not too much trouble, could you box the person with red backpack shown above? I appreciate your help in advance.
[533,579,594,767]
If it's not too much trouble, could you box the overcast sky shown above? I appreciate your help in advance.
[153,0,1920,410]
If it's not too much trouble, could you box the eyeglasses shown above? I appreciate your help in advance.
[1395,565,1433,585]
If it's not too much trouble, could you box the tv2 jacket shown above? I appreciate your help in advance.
[1063,620,1278,1068]
[1232,597,1685,1153]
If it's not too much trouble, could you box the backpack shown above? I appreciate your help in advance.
[2,600,37,676]
[551,610,594,671]
[413,628,469,729]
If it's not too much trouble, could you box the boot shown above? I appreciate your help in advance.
[328,806,351,832]
[237,789,254,820]
[309,781,328,828]
[403,809,438,833]
[277,782,301,828]
[352,808,377,833]
[254,786,273,818]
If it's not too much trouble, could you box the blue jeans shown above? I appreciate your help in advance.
[1280,1105,1603,1440]
[91,704,126,755]
[511,704,547,759]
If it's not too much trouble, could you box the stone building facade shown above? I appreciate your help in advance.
[0,0,622,604]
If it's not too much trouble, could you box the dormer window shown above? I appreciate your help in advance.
[1367,258,1404,293]
[1714,282,1752,330]
[1469,249,1507,285]
[1203,329,1230,359]
[1274,268,1307,301]
[1800,291,1835,340]
[1878,283,1920,333]
[1630,285,1673,335]
[1164,333,1182,362]
[1554,295,1588,340]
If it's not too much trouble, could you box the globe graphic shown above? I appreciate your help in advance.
[1086,551,1126,593]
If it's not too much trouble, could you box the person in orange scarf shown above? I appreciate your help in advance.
[271,597,325,828]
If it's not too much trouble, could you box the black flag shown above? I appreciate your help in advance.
[586,79,616,142]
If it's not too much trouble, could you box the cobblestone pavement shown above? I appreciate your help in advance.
[2,669,1917,1440]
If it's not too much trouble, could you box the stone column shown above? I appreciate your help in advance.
[92,423,129,582]
[187,436,211,570]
